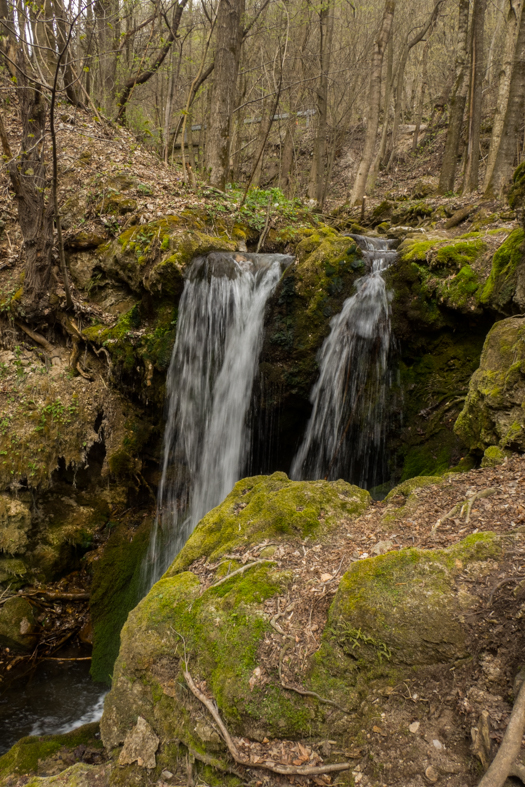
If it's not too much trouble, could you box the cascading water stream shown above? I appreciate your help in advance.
[290,236,397,489]
[143,251,292,589]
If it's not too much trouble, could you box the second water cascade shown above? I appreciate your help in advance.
[143,251,292,589]
[291,235,397,489]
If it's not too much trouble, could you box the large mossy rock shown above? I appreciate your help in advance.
[99,471,513,786]
[455,315,525,454]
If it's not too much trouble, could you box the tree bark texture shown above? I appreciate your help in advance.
[438,0,470,194]
[483,0,525,194]
[0,78,53,316]
[350,0,395,206]
[205,0,245,189]
[488,4,525,195]
[308,2,334,203]
[463,0,487,192]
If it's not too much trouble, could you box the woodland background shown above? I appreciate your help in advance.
[2,0,525,213]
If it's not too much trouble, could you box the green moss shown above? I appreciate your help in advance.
[385,475,442,502]
[438,265,480,311]
[168,472,370,574]
[480,228,525,312]
[435,239,486,270]
[508,161,525,210]
[0,722,101,782]
[323,535,497,666]
[481,445,511,467]
[90,518,152,684]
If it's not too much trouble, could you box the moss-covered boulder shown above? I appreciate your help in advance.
[101,474,370,748]
[96,216,237,296]
[98,470,515,786]
[455,315,525,454]
[0,596,36,650]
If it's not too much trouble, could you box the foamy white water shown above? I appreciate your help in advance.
[291,236,396,488]
[143,251,292,588]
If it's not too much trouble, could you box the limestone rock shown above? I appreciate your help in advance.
[0,596,37,650]
[0,496,31,555]
[455,315,525,454]
[118,717,159,769]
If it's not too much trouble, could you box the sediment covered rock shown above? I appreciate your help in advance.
[455,315,525,454]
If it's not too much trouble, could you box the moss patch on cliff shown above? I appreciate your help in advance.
[454,315,525,454]
[480,228,525,313]
[90,517,152,684]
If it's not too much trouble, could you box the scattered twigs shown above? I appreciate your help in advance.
[477,669,525,787]
[206,560,273,591]
[183,668,352,777]
[433,487,497,531]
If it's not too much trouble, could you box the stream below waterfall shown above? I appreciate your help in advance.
[0,655,106,755]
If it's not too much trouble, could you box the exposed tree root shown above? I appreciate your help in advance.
[15,322,62,366]
[433,487,497,531]
[477,669,525,787]
[206,559,274,591]
[183,668,353,777]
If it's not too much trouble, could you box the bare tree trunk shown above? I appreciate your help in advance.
[438,0,470,194]
[489,5,525,194]
[279,14,310,195]
[308,2,334,203]
[205,0,245,189]
[413,38,430,151]
[463,0,487,192]
[252,98,272,188]
[350,0,395,206]
[54,0,80,106]
[0,0,17,76]
[0,79,53,317]
[484,0,525,194]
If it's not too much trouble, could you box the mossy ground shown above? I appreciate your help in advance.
[0,723,102,786]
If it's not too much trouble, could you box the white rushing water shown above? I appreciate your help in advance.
[291,236,397,489]
[143,251,292,589]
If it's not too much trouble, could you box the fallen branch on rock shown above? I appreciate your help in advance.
[183,669,352,777]
[477,669,525,787]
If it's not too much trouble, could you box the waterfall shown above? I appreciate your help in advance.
[143,251,292,588]
[290,236,397,489]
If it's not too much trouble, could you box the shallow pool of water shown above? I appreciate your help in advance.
[0,659,106,755]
